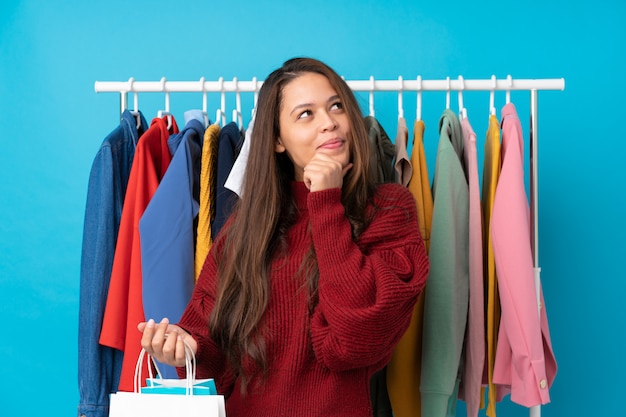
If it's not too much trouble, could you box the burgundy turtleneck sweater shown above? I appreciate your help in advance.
[178,182,429,417]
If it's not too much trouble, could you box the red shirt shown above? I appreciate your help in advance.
[179,182,429,416]
[99,116,178,392]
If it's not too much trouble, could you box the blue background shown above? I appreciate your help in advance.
[1,1,624,416]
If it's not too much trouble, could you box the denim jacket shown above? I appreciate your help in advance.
[77,110,148,417]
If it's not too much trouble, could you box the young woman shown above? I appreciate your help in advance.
[138,57,429,416]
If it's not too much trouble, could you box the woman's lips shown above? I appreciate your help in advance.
[318,139,344,150]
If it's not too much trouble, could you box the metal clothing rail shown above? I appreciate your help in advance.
[94,75,564,114]
[94,75,565,93]
[93,75,565,417]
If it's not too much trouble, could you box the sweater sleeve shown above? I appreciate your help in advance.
[308,184,429,372]
[176,248,229,386]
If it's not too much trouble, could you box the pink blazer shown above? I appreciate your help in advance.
[491,103,557,407]
[458,116,485,417]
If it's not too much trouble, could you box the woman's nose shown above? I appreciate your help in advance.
[319,111,338,131]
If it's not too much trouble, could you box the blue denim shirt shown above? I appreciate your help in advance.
[78,110,148,417]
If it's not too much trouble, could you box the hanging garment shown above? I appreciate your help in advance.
[99,115,179,393]
[212,122,243,239]
[409,119,432,252]
[224,118,254,197]
[491,103,557,407]
[78,110,148,417]
[364,115,397,417]
[458,115,485,417]
[139,117,205,378]
[386,118,433,417]
[481,114,503,417]
[195,123,221,279]
[421,109,469,417]
[364,116,395,184]
[393,117,413,186]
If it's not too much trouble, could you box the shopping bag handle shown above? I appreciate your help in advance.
[133,338,197,395]
[148,336,197,386]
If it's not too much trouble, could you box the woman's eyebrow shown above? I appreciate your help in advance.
[289,95,340,116]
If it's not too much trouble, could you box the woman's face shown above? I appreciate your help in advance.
[276,72,351,181]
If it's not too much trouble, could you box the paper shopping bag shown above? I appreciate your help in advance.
[109,340,226,417]
[143,377,217,395]
[109,391,225,417]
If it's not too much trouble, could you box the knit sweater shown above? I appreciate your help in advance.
[178,181,429,417]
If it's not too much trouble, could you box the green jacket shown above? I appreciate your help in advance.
[421,109,469,417]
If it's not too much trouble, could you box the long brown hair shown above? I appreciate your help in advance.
[209,57,375,391]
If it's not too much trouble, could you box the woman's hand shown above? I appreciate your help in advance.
[137,318,198,368]
[303,152,353,192]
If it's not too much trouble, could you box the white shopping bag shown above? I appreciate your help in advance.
[110,391,225,417]
[109,341,226,417]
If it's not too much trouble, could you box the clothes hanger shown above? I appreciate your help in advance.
[200,77,209,127]
[445,76,451,110]
[416,75,422,122]
[131,91,142,130]
[489,75,497,116]
[212,77,227,127]
[506,74,512,104]
[127,77,142,130]
[397,76,404,121]
[214,109,225,127]
[458,75,467,119]
[157,77,173,130]
[231,77,243,128]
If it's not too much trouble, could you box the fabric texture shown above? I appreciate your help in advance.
[178,182,429,417]
[366,115,402,417]
[78,110,148,417]
[481,114,503,417]
[386,118,432,417]
[195,124,221,279]
[224,118,254,197]
[99,116,179,393]
[491,103,557,407]
[364,116,395,184]
[420,109,469,417]
[212,122,243,239]
[139,118,205,378]
[458,115,485,417]
[393,117,413,186]
[365,115,400,417]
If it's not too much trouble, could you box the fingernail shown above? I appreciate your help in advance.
[147,319,155,327]
[160,317,169,324]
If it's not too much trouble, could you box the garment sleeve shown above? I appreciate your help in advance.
[78,145,123,417]
[308,185,429,372]
[176,248,229,386]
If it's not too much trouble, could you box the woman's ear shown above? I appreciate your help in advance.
[275,138,286,153]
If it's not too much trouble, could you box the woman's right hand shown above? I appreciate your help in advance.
[137,318,198,368]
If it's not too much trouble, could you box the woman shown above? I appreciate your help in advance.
[139,57,429,416]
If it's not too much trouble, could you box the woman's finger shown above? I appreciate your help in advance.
[150,317,170,353]
[161,327,179,362]
[175,333,187,366]
[140,319,156,354]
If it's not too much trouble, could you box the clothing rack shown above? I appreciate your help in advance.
[93,75,565,417]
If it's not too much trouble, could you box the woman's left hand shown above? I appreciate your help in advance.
[137,318,198,368]
[303,153,352,192]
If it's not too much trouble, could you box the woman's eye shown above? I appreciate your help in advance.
[330,101,343,111]
[298,110,312,119]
